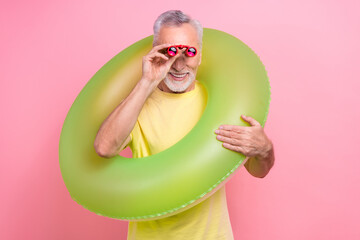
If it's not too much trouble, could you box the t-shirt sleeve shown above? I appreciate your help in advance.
[125,119,140,150]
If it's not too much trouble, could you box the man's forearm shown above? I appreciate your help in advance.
[94,78,154,158]
[245,142,275,178]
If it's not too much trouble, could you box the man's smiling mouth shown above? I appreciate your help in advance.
[169,72,188,80]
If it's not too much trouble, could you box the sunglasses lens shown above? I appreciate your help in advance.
[187,47,197,57]
[168,47,177,56]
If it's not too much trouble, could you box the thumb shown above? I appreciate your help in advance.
[166,48,186,66]
[241,115,261,127]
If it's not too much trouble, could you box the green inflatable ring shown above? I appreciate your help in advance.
[59,28,271,221]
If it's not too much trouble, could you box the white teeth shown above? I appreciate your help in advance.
[170,73,187,78]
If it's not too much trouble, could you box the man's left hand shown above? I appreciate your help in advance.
[214,115,272,159]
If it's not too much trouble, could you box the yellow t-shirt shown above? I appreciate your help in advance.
[126,81,234,240]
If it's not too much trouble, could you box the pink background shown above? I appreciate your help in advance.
[1,0,359,239]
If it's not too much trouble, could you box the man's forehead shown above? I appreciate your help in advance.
[157,23,200,46]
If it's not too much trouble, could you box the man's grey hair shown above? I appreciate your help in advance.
[153,10,203,50]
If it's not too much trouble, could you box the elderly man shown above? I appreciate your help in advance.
[94,10,274,240]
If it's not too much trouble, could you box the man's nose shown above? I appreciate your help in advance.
[171,55,186,72]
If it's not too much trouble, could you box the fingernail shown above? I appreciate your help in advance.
[215,129,220,134]
[219,126,223,129]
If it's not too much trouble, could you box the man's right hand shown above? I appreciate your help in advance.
[141,43,185,90]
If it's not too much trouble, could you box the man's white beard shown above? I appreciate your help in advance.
[163,72,196,93]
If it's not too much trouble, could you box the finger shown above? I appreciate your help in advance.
[218,124,246,133]
[150,43,175,54]
[169,47,186,57]
[216,134,241,145]
[149,52,169,62]
[166,48,186,65]
[144,50,169,65]
[214,129,245,139]
[241,115,261,127]
[222,142,248,156]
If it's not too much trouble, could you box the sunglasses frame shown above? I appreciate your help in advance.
[167,45,197,57]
